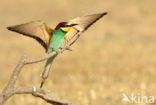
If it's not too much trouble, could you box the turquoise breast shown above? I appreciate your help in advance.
[48,29,66,52]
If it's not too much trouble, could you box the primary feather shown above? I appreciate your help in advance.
[63,12,107,46]
[7,21,53,51]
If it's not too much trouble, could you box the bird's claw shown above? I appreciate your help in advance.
[58,48,64,53]
[57,46,72,54]
[66,47,72,51]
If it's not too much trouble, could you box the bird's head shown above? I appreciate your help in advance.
[55,22,78,32]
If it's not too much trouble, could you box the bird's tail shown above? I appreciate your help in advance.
[40,55,57,88]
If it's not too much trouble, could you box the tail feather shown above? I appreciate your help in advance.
[40,55,57,88]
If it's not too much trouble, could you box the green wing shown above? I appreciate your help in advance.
[7,21,53,51]
[63,12,107,46]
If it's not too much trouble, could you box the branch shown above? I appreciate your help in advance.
[15,87,68,105]
[0,56,68,105]
[24,31,82,65]
[0,31,82,105]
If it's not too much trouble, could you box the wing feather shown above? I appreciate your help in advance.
[7,21,53,51]
[63,12,107,46]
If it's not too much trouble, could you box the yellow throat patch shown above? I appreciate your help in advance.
[61,27,71,32]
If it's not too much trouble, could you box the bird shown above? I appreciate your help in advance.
[7,12,107,87]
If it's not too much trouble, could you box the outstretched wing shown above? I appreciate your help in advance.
[63,12,107,46]
[7,21,53,51]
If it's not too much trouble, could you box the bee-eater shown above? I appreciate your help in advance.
[7,12,107,87]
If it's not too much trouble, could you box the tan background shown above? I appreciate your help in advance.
[0,0,156,105]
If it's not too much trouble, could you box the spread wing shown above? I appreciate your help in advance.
[63,12,107,46]
[7,21,53,51]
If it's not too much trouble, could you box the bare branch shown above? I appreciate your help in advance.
[0,31,82,105]
[15,87,69,105]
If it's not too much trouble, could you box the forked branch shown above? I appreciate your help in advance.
[0,31,82,105]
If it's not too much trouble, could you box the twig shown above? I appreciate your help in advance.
[0,56,68,105]
[0,31,82,105]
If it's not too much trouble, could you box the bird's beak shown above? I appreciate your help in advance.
[66,23,78,27]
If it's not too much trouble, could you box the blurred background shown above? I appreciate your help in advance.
[0,0,156,105]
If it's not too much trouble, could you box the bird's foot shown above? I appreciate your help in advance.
[66,47,72,51]
[57,48,64,53]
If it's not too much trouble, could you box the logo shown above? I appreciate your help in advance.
[122,93,155,104]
